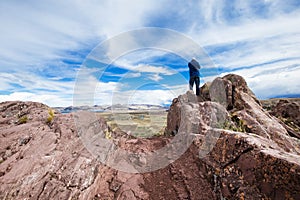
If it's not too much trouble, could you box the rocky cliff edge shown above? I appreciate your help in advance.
[0,74,300,200]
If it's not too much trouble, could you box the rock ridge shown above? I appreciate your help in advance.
[0,74,300,199]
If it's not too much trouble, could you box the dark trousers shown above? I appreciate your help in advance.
[189,76,200,96]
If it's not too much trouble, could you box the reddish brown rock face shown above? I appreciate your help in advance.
[267,99,300,139]
[166,74,300,199]
[271,100,300,125]
[1,74,300,200]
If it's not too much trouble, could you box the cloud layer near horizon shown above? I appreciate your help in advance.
[0,0,300,106]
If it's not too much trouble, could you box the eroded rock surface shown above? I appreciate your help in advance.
[166,74,300,199]
[266,99,300,139]
[1,74,300,200]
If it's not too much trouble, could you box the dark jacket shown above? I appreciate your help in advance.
[188,60,200,77]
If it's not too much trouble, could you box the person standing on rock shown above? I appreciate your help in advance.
[188,58,201,96]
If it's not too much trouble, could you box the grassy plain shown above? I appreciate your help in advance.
[97,110,168,138]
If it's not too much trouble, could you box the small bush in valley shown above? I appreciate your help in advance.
[46,109,55,124]
[18,115,28,124]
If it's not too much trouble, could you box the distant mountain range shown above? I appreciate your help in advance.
[270,94,300,99]
[53,104,169,113]
[53,94,300,114]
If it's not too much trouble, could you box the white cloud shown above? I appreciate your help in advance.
[1,0,300,106]
[0,71,74,94]
[0,0,160,68]
[127,90,176,105]
[111,60,177,82]
[0,92,72,107]
[113,61,176,76]
[135,65,175,75]
[74,70,120,106]
[111,88,186,106]
[124,72,142,78]
[219,60,300,99]
[88,27,213,69]
[206,32,300,71]
[184,4,300,99]
[148,74,163,82]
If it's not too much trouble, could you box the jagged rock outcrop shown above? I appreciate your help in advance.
[197,74,300,152]
[1,74,300,200]
[267,99,300,139]
[166,74,300,199]
[167,90,231,136]
[0,100,214,199]
[0,101,102,199]
[199,74,259,110]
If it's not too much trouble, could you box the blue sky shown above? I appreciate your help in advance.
[0,0,300,106]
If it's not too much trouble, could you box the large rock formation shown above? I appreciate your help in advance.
[261,99,300,139]
[0,74,300,200]
[166,74,300,199]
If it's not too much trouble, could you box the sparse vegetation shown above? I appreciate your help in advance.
[18,115,28,124]
[217,119,232,130]
[104,129,112,139]
[230,114,248,132]
[221,114,249,133]
[278,116,300,132]
[46,109,55,124]
[98,111,167,138]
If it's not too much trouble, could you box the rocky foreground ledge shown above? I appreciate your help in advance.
[1,74,300,200]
